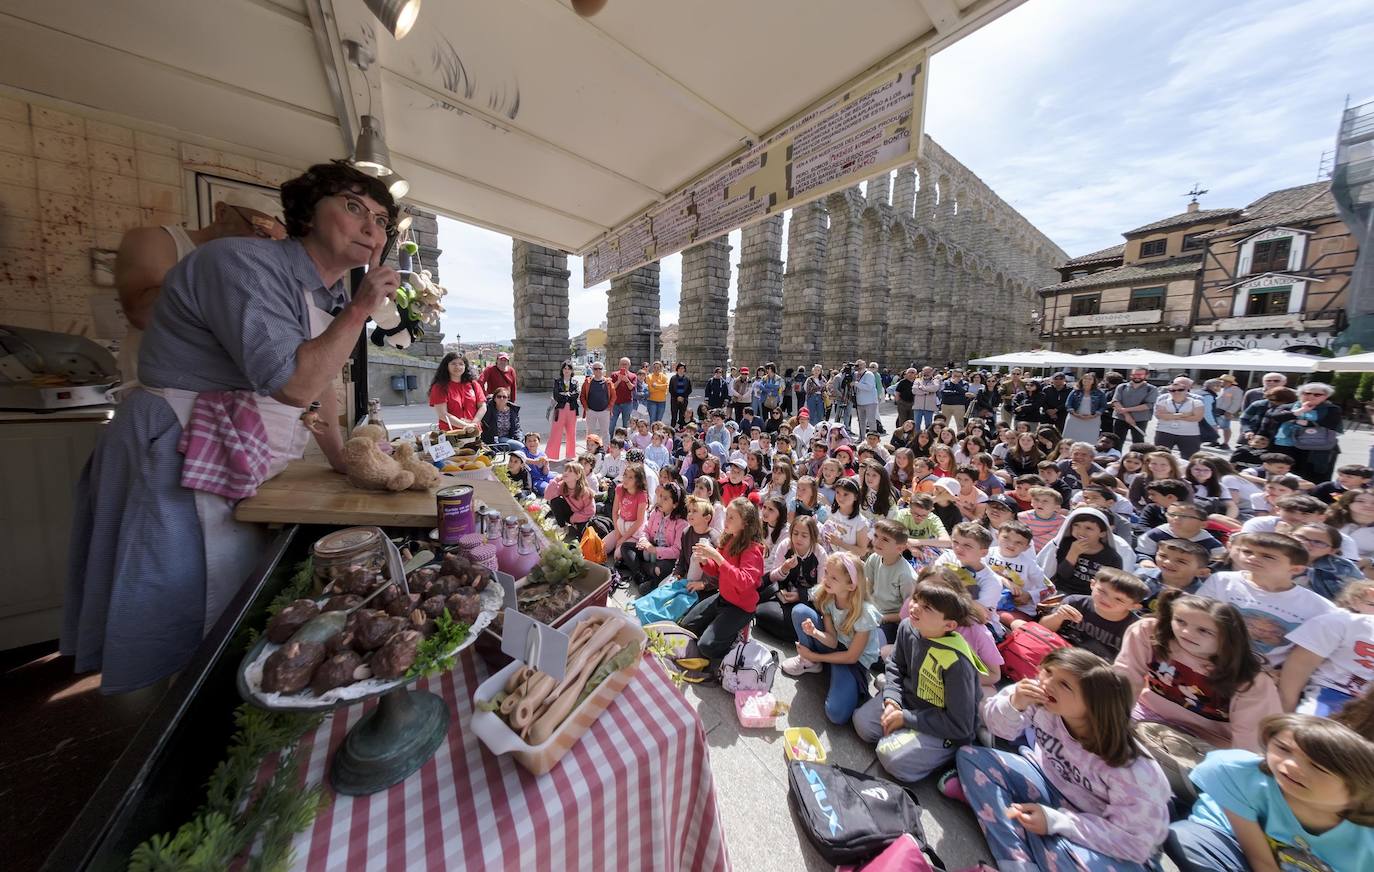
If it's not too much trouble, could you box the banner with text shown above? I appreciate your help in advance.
[579,57,927,286]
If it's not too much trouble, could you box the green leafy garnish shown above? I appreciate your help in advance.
[404,611,471,680]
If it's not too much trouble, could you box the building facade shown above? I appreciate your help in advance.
[1191,182,1355,354]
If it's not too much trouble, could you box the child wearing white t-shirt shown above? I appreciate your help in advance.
[985,520,1048,623]
[1278,580,1374,716]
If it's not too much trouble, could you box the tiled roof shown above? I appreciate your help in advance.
[1195,182,1336,240]
[1123,207,1242,237]
[1063,243,1125,267]
[1039,254,1203,295]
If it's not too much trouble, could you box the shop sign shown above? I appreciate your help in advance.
[1062,310,1162,329]
[1189,331,1334,354]
[1212,314,1302,331]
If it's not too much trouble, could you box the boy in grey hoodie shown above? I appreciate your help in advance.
[852,582,986,781]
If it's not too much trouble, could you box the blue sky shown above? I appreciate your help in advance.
[437,0,1373,342]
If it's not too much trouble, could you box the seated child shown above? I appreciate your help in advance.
[1165,715,1374,872]
[852,578,986,781]
[593,438,627,484]
[754,514,824,642]
[986,519,1049,625]
[1279,579,1374,717]
[1198,532,1336,669]
[902,566,1003,691]
[957,648,1171,871]
[1080,484,1135,543]
[601,465,648,557]
[1313,463,1373,505]
[504,451,535,498]
[1136,478,1192,534]
[782,551,883,724]
[1035,460,1074,508]
[933,521,1004,610]
[623,483,688,596]
[1224,432,1269,469]
[543,460,597,537]
[521,432,552,492]
[1237,452,1297,487]
[1114,591,1280,799]
[679,498,766,668]
[1242,495,1360,561]
[866,519,918,645]
[1292,523,1364,601]
[1009,474,1044,511]
[1249,473,1303,517]
[670,496,718,583]
[1137,538,1210,608]
[1137,502,1227,564]
[644,430,671,471]
[1031,567,1147,660]
[1017,485,1068,553]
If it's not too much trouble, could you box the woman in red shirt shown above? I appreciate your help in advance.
[428,353,487,431]
[679,497,765,668]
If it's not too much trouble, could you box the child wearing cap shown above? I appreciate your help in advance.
[719,457,757,505]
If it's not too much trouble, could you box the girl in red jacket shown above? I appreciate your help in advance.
[679,497,766,667]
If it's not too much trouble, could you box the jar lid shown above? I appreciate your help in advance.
[312,526,384,559]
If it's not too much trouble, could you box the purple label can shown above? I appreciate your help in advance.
[436,484,475,544]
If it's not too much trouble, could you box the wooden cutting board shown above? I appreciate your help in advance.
[234,458,526,528]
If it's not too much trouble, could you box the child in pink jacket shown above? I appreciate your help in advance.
[623,482,688,596]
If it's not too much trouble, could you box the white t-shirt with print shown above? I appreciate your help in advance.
[1286,611,1374,699]
[1154,394,1201,436]
[823,511,871,547]
[986,544,1048,606]
[1198,571,1336,667]
[934,549,1003,609]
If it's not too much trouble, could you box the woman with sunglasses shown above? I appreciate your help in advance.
[67,161,400,694]
[1153,378,1206,458]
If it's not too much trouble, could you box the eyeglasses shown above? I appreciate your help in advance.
[1299,391,1324,396]
[1168,388,1187,393]
[336,193,393,232]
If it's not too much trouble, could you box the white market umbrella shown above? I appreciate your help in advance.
[1324,351,1374,372]
[967,350,1084,368]
[1067,348,1192,370]
[1174,348,1325,373]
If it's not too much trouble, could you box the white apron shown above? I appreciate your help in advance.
[146,298,333,633]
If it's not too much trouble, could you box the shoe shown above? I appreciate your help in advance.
[782,655,823,676]
[938,770,966,803]
[636,579,658,597]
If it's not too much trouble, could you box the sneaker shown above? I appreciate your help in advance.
[938,770,967,804]
[781,655,823,676]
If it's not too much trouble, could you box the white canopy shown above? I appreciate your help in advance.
[0,0,1024,259]
[1323,351,1374,372]
[1062,348,1192,370]
[967,350,1084,368]
[1173,348,1326,373]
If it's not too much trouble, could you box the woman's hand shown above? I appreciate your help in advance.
[350,260,400,315]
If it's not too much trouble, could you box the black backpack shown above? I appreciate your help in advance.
[787,760,943,867]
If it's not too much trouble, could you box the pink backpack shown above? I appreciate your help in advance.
[997,622,1070,682]
[836,833,939,872]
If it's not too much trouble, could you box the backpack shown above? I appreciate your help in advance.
[720,634,779,693]
[632,576,698,625]
[1293,423,1338,451]
[837,834,941,872]
[997,621,1070,682]
[579,524,605,564]
[787,761,941,867]
[585,378,610,412]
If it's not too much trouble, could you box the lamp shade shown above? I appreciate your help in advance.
[352,114,393,177]
[364,0,421,39]
[387,171,409,200]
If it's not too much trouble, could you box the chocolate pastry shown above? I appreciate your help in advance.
[326,626,358,655]
[408,608,437,637]
[323,594,362,612]
[469,567,491,592]
[445,590,483,624]
[311,650,364,694]
[265,599,320,644]
[353,609,404,651]
[338,566,377,596]
[419,595,447,618]
[261,640,325,693]
[384,592,421,618]
[408,565,440,590]
[371,629,423,679]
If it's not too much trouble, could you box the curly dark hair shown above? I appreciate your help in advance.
[279,160,397,239]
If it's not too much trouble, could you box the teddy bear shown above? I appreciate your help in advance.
[343,424,414,491]
[393,440,442,490]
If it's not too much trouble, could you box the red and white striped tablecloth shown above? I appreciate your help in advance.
[275,653,731,872]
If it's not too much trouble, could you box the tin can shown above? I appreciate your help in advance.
[501,514,521,547]
[517,522,538,555]
[436,484,475,545]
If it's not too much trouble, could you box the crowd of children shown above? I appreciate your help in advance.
[523,362,1374,871]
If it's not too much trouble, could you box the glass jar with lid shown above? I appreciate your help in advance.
[312,526,388,590]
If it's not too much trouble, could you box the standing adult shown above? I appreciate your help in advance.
[804,364,827,423]
[705,365,730,411]
[1213,374,1245,449]
[1098,371,1124,435]
[853,358,881,436]
[430,353,487,431]
[479,351,518,402]
[937,368,973,430]
[1012,378,1044,427]
[892,367,917,427]
[968,372,998,423]
[548,361,580,461]
[668,362,692,428]
[1243,372,1287,410]
[645,360,670,423]
[66,160,398,692]
[633,365,651,419]
[1270,382,1343,482]
[115,192,286,390]
[730,366,754,422]
[608,357,637,433]
[1153,378,1205,458]
[1038,371,1072,433]
[790,365,806,416]
[1110,368,1158,444]
[911,366,941,431]
[999,369,1025,426]
[580,360,612,443]
[1062,371,1107,444]
[757,363,784,417]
